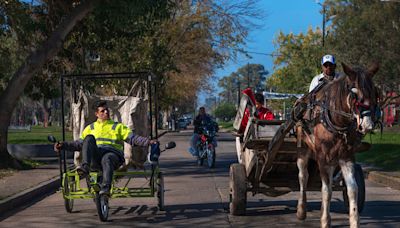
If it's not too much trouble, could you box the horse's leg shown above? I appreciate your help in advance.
[339,160,359,228]
[296,153,309,220]
[319,164,335,228]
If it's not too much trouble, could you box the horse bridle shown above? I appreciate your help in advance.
[318,86,373,135]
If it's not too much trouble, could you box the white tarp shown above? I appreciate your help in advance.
[72,90,149,168]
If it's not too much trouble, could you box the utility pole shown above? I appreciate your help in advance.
[237,81,240,108]
[316,1,326,47]
[322,4,325,47]
[247,62,250,88]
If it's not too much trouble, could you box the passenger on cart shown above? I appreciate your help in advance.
[53,100,158,196]
[188,107,218,158]
[238,90,274,134]
[309,54,340,92]
[293,54,339,121]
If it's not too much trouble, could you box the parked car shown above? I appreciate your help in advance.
[178,118,188,129]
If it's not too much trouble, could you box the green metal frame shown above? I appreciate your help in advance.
[62,166,161,200]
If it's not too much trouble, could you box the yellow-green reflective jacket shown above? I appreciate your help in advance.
[80,119,132,151]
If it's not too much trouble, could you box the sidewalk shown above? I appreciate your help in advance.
[0,129,399,219]
[0,162,61,217]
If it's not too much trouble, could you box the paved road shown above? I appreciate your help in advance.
[1,131,400,227]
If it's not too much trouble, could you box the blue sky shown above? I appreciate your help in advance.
[200,0,324,105]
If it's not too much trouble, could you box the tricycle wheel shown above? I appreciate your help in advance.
[229,163,247,215]
[342,163,365,213]
[62,173,75,213]
[207,145,216,168]
[95,193,109,222]
[156,172,165,211]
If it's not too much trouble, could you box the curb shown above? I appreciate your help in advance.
[366,171,400,191]
[0,176,60,218]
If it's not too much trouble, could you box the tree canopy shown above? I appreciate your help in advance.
[267,0,400,96]
[218,63,268,104]
[0,0,260,168]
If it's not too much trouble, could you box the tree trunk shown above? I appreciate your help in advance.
[0,0,97,168]
[37,99,51,128]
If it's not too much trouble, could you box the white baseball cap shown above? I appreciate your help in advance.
[321,54,336,65]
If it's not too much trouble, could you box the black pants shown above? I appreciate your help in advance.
[81,135,123,187]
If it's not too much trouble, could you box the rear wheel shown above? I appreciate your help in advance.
[207,145,216,168]
[343,163,365,213]
[95,193,109,222]
[229,163,247,215]
[156,172,165,211]
[63,174,75,213]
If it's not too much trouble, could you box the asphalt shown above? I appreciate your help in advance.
[0,130,399,220]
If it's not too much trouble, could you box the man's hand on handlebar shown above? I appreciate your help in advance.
[54,142,63,153]
[149,139,159,145]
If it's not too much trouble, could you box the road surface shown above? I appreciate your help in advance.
[1,131,400,227]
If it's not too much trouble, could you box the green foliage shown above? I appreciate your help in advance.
[218,120,234,131]
[213,102,237,120]
[357,130,400,171]
[326,0,400,94]
[267,28,324,94]
[218,63,268,103]
[8,125,73,144]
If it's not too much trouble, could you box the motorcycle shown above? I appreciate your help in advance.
[196,124,217,168]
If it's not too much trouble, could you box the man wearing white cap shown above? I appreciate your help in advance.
[309,54,340,92]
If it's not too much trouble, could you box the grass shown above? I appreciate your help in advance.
[357,128,400,171]
[8,125,73,144]
[1,125,65,179]
[218,120,234,132]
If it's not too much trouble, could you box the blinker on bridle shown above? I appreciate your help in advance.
[350,87,371,118]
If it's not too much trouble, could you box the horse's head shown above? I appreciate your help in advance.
[342,62,379,134]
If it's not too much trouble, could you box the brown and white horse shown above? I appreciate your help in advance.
[296,62,379,228]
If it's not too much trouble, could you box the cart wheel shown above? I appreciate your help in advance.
[207,145,216,168]
[342,163,365,213]
[95,193,109,222]
[156,172,165,211]
[229,163,247,215]
[62,174,75,213]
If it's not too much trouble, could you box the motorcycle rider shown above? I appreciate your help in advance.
[188,107,218,158]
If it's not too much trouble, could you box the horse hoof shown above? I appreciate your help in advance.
[296,210,307,220]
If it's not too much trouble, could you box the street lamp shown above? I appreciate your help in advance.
[247,62,250,88]
[316,0,326,47]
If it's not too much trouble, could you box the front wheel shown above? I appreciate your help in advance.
[197,146,204,166]
[95,193,109,222]
[207,145,216,168]
[342,163,365,213]
[62,173,75,213]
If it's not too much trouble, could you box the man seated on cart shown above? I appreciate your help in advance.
[54,100,158,196]
[188,106,218,158]
[238,90,274,134]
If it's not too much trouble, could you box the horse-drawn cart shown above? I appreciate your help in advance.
[229,96,366,216]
